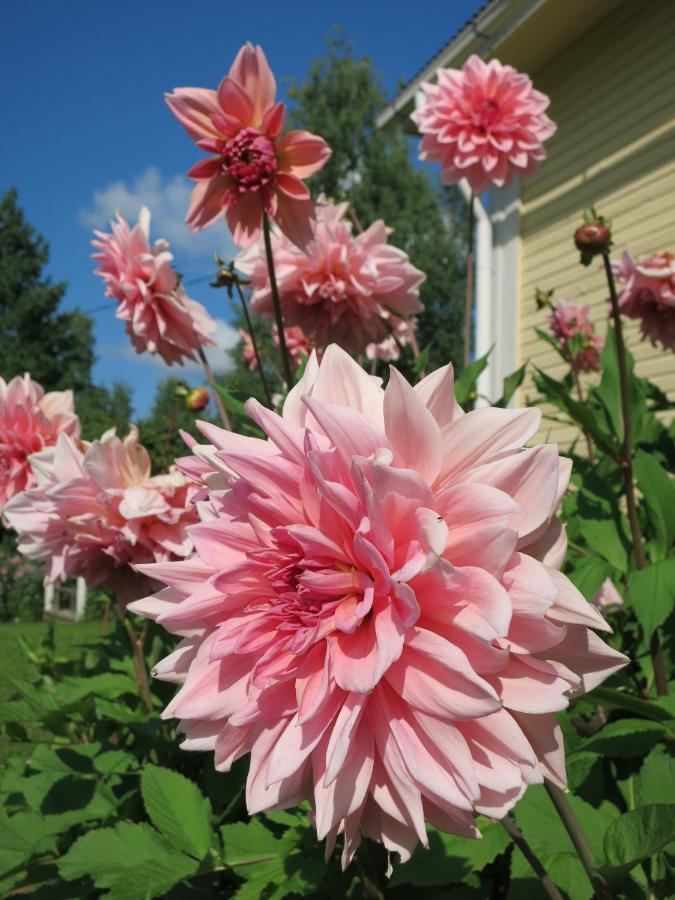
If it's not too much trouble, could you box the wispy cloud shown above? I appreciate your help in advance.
[79,166,237,261]
[99,317,240,376]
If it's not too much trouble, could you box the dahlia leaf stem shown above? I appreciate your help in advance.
[262,215,294,389]
[570,363,595,462]
[601,253,666,695]
[501,815,565,900]
[544,782,612,900]
[122,616,153,714]
[198,345,232,431]
[232,276,274,407]
[464,192,475,370]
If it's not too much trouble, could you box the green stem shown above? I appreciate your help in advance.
[501,816,565,900]
[232,277,273,407]
[198,346,231,431]
[601,253,666,695]
[122,617,153,714]
[262,215,293,389]
[545,782,613,899]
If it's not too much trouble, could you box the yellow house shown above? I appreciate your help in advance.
[377,0,675,444]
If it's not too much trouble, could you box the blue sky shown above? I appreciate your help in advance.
[3,0,480,416]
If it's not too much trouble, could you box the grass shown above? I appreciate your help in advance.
[0,619,102,701]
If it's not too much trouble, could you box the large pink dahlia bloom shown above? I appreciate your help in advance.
[412,55,556,194]
[128,346,625,864]
[548,300,603,373]
[237,201,424,354]
[612,251,675,352]
[92,208,216,366]
[0,374,80,512]
[166,43,331,248]
[4,426,198,605]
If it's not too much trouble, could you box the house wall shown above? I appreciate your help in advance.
[516,0,675,446]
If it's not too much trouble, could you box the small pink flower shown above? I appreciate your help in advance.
[548,300,603,373]
[166,43,331,248]
[237,201,424,354]
[591,578,623,611]
[274,325,312,367]
[129,346,625,865]
[612,251,675,351]
[4,426,198,606]
[0,374,80,512]
[92,208,216,366]
[239,328,259,371]
[186,387,210,411]
[366,315,417,362]
[412,55,556,194]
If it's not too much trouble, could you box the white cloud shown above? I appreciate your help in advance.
[80,166,237,260]
[99,317,239,376]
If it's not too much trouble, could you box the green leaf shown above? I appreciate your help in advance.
[391,819,509,886]
[0,810,59,878]
[455,349,491,407]
[494,364,527,409]
[93,749,138,775]
[587,687,674,723]
[141,764,212,861]
[54,673,138,704]
[215,384,247,418]
[580,719,666,757]
[58,821,197,900]
[566,555,611,600]
[636,747,675,807]
[603,804,675,878]
[221,818,282,867]
[633,451,675,562]
[625,558,675,639]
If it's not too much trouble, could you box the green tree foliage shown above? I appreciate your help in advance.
[0,189,95,392]
[137,377,209,473]
[286,33,466,372]
[77,382,133,442]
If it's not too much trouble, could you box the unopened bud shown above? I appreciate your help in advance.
[186,387,210,411]
[574,222,611,255]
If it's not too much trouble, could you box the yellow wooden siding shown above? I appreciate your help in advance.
[515,0,675,447]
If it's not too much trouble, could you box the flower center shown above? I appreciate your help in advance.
[474,99,500,132]
[222,128,278,193]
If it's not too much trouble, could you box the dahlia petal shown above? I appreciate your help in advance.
[228,43,277,127]
[165,88,223,141]
[413,364,463,427]
[545,625,627,692]
[277,130,333,178]
[216,77,254,129]
[186,177,229,231]
[384,368,442,483]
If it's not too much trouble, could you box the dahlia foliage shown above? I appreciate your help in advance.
[4,427,197,605]
[412,55,556,194]
[92,208,216,366]
[130,347,625,863]
[612,250,675,351]
[0,374,80,512]
[548,299,604,373]
[166,43,331,247]
[237,200,425,355]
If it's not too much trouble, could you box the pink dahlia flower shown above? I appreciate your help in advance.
[411,55,556,194]
[129,346,625,865]
[166,43,331,248]
[239,329,259,371]
[237,201,424,354]
[591,578,623,611]
[548,300,603,373]
[92,208,216,366]
[278,325,312,367]
[0,374,80,512]
[4,426,198,606]
[366,315,417,363]
[612,251,675,351]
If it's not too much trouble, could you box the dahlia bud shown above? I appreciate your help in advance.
[186,387,210,411]
[575,209,612,266]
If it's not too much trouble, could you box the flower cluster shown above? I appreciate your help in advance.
[0,374,80,513]
[366,315,417,363]
[130,346,625,864]
[412,55,556,194]
[166,43,331,248]
[548,300,604,373]
[92,208,216,366]
[5,426,198,605]
[237,201,424,355]
[612,251,675,352]
[240,325,311,371]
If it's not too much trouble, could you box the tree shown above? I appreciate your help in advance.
[0,189,95,391]
[77,382,133,442]
[138,377,209,473]
[287,33,466,372]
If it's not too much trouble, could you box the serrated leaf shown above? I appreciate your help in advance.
[633,451,675,562]
[0,810,59,878]
[221,818,282,867]
[580,719,666,757]
[603,804,675,875]
[141,764,212,861]
[626,558,675,640]
[455,349,491,407]
[58,821,197,899]
[494,364,527,409]
[636,747,675,807]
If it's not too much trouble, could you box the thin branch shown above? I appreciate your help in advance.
[501,815,565,900]
[262,215,293,389]
[198,345,231,431]
[122,617,153,714]
[232,277,273,407]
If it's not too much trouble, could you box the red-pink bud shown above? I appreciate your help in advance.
[186,387,210,411]
[574,222,611,255]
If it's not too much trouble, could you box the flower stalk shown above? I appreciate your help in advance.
[601,253,667,695]
[501,815,565,900]
[544,782,612,900]
[232,277,274,407]
[198,345,232,431]
[263,215,294,389]
[122,616,153,714]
